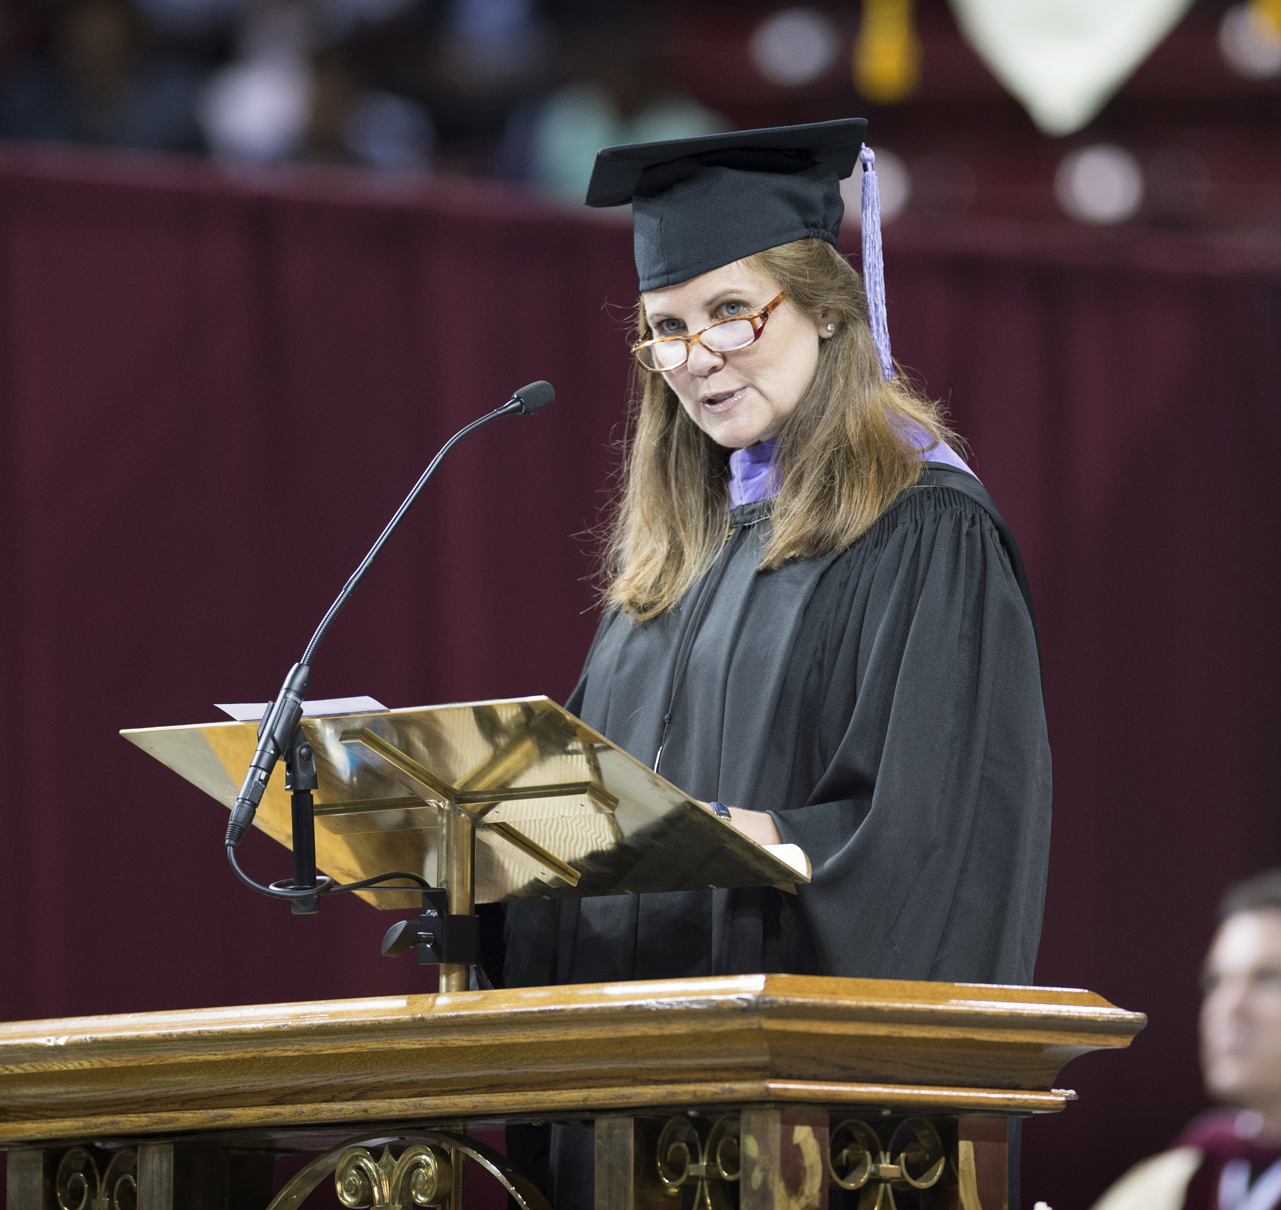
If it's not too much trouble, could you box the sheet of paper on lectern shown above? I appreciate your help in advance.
[215,697,388,722]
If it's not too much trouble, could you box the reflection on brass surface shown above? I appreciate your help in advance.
[335,1143,452,1208]
[122,696,809,910]
[56,1146,137,1210]
[266,1132,550,1210]
[737,1108,828,1208]
[485,822,580,886]
[830,1117,945,1206]
[955,1139,983,1210]
[656,1114,740,1209]
[594,1118,670,1209]
[439,809,474,994]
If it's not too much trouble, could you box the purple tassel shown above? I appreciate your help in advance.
[860,145,894,380]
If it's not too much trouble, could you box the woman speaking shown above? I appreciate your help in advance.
[504,117,1051,1203]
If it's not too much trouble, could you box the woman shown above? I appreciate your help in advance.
[504,118,1050,1204]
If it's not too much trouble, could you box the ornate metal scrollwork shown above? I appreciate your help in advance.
[830,1117,946,1208]
[335,1143,453,1208]
[266,1130,550,1210]
[656,1113,741,1210]
[55,1147,137,1210]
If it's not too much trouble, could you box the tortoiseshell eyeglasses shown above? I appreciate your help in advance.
[631,292,788,372]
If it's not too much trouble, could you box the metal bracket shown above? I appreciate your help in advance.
[381,890,479,967]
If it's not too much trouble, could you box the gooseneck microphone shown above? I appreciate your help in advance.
[224,380,555,869]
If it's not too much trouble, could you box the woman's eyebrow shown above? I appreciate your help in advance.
[702,285,758,308]
[645,285,760,325]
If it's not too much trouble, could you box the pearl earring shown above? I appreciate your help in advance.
[827,324,835,331]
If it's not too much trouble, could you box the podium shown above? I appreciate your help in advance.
[0,701,1146,1207]
[0,975,1144,1209]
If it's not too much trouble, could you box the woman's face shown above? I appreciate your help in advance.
[641,261,834,449]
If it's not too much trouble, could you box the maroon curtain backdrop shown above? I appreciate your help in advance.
[1,143,1280,1209]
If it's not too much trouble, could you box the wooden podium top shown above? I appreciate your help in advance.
[0,975,1145,1146]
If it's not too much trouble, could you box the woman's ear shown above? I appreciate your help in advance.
[818,309,840,339]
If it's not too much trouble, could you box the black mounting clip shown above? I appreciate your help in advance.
[381,890,480,967]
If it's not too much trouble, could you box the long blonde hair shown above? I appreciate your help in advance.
[606,237,958,620]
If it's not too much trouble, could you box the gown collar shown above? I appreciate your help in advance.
[724,420,978,524]
[727,438,780,508]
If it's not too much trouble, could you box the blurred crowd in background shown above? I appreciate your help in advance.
[1,0,1281,230]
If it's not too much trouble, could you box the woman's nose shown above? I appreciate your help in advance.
[686,340,725,376]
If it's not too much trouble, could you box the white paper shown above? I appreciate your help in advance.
[764,843,812,881]
[215,696,387,722]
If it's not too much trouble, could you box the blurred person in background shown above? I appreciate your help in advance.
[198,0,320,160]
[414,0,550,173]
[1093,870,1281,1210]
[198,0,431,167]
[300,39,431,167]
[495,9,723,201]
[0,0,205,150]
[1,0,45,68]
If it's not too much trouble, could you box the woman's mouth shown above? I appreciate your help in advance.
[701,387,746,413]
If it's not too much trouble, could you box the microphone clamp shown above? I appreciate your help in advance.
[225,661,311,848]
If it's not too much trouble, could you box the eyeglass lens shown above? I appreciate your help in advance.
[639,317,757,370]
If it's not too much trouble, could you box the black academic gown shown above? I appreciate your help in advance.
[502,465,1051,1208]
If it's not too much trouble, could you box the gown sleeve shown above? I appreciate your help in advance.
[765,483,1051,985]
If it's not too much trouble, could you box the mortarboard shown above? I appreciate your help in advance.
[585,117,895,380]
[585,118,865,292]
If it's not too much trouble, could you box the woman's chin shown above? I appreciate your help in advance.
[704,416,775,450]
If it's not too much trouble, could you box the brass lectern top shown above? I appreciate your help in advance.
[122,696,809,912]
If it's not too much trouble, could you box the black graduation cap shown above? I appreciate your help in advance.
[585,118,867,292]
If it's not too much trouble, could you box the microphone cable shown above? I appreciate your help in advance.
[225,845,429,902]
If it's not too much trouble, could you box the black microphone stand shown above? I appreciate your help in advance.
[222,381,555,965]
[285,731,319,915]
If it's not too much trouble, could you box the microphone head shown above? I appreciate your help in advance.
[514,380,555,415]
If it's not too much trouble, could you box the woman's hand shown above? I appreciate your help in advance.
[722,806,781,846]
[707,804,796,894]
